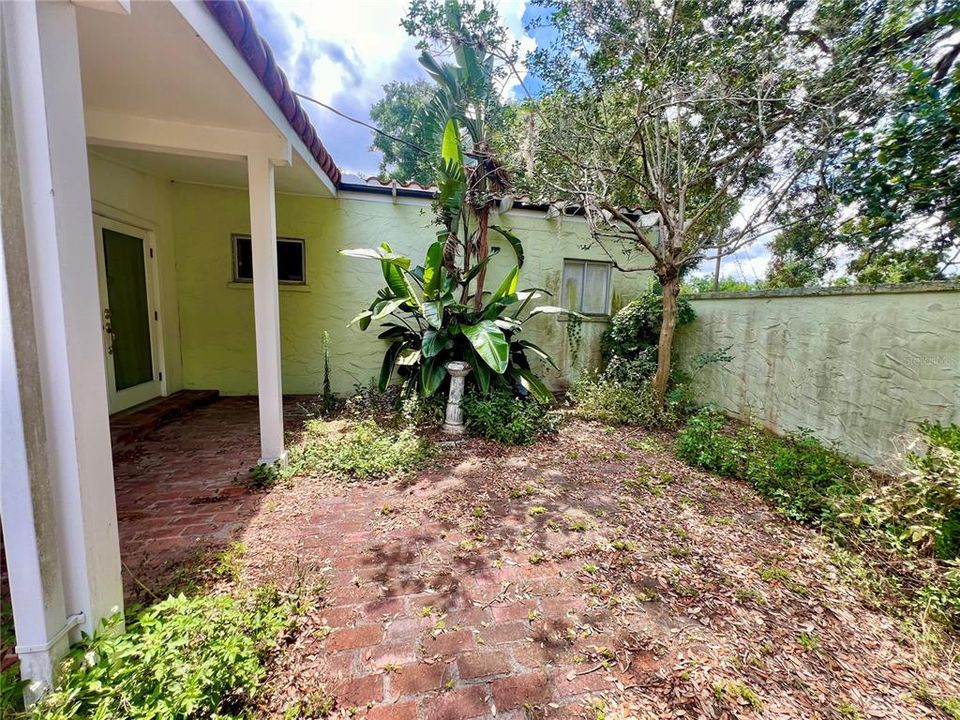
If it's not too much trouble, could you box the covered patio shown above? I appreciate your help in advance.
[2,0,337,694]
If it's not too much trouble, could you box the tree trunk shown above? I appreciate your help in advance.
[472,205,490,310]
[652,272,680,401]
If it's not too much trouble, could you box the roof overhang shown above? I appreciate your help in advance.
[76,0,338,196]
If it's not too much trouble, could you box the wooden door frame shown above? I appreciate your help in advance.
[92,209,166,413]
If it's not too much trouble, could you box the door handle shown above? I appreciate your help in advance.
[103,308,115,354]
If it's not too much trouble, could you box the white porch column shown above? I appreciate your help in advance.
[1,43,71,700]
[246,155,285,463]
[3,0,123,667]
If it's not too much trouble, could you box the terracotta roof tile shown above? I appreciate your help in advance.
[203,0,341,186]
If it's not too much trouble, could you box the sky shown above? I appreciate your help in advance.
[249,0,771,283]
[248,0,540,178]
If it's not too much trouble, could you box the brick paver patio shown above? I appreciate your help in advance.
[114,398,958,720]
[115,399,650,718]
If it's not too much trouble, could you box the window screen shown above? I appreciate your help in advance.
[233,235,306,284]
[560,259,612,315]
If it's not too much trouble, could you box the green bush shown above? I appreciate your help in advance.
[600,290,695,362]
[291,418,434,481]
[676,408,857,523]
[876,422,960,557]
[674,406,744,476]
[571,356,683,428]
[463,387,562,445]
[28,588,292,719]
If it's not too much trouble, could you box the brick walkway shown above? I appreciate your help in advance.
[115,399,638,718]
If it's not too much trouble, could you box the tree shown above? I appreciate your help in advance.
[764,1,960,285]
[403,0,517,306]
[509,0,957,399]
[369,80,438,184]
[342,0,577,404]
[514,0,841,400]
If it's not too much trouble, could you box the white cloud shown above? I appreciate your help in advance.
[250,0,535,175]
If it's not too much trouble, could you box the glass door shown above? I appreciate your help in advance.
[93,215,162,413]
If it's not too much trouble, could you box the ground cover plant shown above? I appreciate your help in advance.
[677,408,960,631]
[23,589,294,720]
[462,386,561,445]
[570,357,678,428]
[285,417,436,482]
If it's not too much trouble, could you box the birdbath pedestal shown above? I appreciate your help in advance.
[442,361,471,434]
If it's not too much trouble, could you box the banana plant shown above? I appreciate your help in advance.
[341,240,577,404]
[415,0,511,309]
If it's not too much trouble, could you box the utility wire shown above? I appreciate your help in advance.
[293,90,430,156]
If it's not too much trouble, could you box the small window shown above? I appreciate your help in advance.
[232,234,306,284]
[561,259,612,316]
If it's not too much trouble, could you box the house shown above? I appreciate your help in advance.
[0,0,651,697]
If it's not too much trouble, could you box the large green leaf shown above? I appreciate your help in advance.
[423,300,444,330]
[514,367,554,404]
[421,329,448,358]
[381,262,407,299]
[441,118,462,169]
[396,348,421,366]
[512,287,552,319]
[466,345,491,394]
[525,305,582,321]
[377,325,410,341]
[489,266,519,304]
[349,310,373,330]
[420,356,448,397]
[462,320,509,373]
[372,297,408,320]
[489,225,525,268]
[378,341,405,390]
[517,340,559,370]
[340,247,411,269]
[462,247,501,283]
[482,294,519,321]
[422,242,444,297]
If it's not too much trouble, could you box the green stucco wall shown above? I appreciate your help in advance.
[677,284,960,466]
[170,183,653,396]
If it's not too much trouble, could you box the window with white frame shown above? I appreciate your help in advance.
[232,234,306,284]
[561,259,613,316]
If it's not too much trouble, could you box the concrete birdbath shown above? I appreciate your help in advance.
[442,361,471,434]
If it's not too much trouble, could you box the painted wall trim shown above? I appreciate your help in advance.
[688,280,960,301]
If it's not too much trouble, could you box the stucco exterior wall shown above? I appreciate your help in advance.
[170,183,653,396]
[676,284,960,466]
[87,152,184,392]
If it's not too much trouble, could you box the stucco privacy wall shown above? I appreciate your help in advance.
[677,284,960,466]
[87,153,184,393]
[171,183,653,395]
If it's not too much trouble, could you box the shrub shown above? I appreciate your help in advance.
[291,418,434,481]
[571,356,682,428]
[676,408,857,523]
[600,290,695,362]
[875,422,960,557]
[29,588,293,719]
[463,387,561,445]
[674,406,744,476]
[342,381,445,428]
